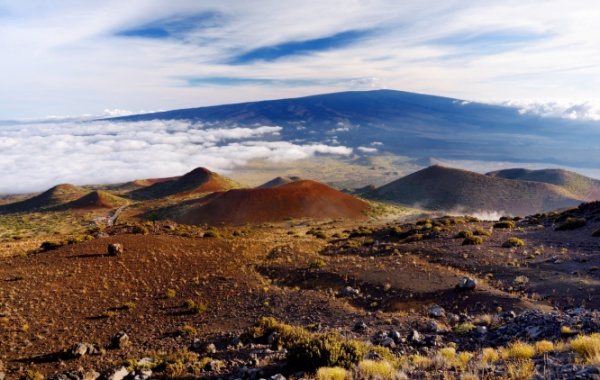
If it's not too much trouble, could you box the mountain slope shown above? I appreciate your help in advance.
[365,166,582,215]
[129,167,244,200]
[55,191,129,211]
[109,89,600,169]
[486,168,600,201]
[175,180,370,225]
[257,176,302,188]
[0,184,90,214]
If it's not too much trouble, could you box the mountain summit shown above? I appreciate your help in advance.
[110,90,600,168]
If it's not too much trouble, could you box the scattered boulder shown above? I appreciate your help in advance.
[342,286,360,297]
[354,321,368,332]
[364,351,385,361]
[408,329,421,343]
[456,277,477,291]
[102,367,129,380]
[132,369,152,380]
[68,342,96,358]
[111,331,129,348]
[427,305,445,318]
[107,243,123,256]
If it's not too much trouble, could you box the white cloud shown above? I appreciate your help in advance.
[479,99,600,121]
[0,119,351,194]
[1,1,600,118]
[357,146,378,153]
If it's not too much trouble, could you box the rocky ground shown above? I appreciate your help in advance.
[1,203,600,379]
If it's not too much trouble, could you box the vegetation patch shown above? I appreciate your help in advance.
[502,237,525,248]
[555,217,587,231]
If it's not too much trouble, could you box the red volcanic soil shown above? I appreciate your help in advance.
[56,191,127,211]
[130,167,242,200]
[0,184,89,213]
[177,180,371,225]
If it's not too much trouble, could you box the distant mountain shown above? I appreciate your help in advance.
[0,184,89,214]
[486,168,600,201]
[108,89,600,168]
[365,166,582,216]
[257,176,302,188]
[175,180,370,226]
[129,167,244,200]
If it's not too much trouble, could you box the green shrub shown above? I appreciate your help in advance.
[179,325,197,336]
[241,317,392,373]
[203,230,221,238]
[454,323,475,334]
[190,302,207,314]
[462,235,483,245]
[19,371,44,380]
[593,229,600,237]
[132,225,149,235]
[472,227,491,236]
[455,230,473,238]
[310,259,327,268]
[403,233,424,243]
[555,217,587,231]
[494,221,515,229]
[502,237,525,248]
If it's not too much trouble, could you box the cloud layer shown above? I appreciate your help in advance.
[1,1,599,118]
[0,119,351,194]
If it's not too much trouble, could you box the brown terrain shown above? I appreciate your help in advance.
[175,180,371,226]
[366,165,584,215]
[2,167,600,379]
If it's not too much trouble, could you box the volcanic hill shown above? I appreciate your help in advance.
[0,184,89,214]
[257,176,302,188]
[486,168,600,201]
[365,165,582,215]
[175,180,371,225]
[55,190,129,211]
[129,167,244,200]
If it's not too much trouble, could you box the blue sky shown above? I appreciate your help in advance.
[1,0,600,119]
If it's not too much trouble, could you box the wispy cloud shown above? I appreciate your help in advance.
[480,99,600,121]
[0,119,352,194]
[1,1,599,118]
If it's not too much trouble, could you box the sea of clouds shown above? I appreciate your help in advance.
[0,118,352,194]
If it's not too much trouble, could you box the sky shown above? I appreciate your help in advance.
[1,1,600,194]
[1,0,600,119]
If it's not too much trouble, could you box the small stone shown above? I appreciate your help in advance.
[104,366,129,380]
[111,331,129,348]
[476,326,488,335]
[342,286,360,297]
[354,321,368,332]
[408,329,421,342]
[205,343,217,354]
[107,243,123,256]
[428,305,445,318]
[268,331,279,345]
[206,361,222,372]
[457,277,477,291]
[380,337,396,348]
[69,343,89,357]
[425,320,442,334]
[133,368,152,380]
[271,375,286,380]
[389,330,402,343]
[82,371,100,380]
[364,351,384,361]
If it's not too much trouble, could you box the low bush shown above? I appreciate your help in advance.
[241,317,392,373]
[462,235,483,245]
[502,237,525,248]
[494,221,515,229]
[593,228,600,237]
[455,230,473,238]
[316,367,350,380]
[472,227,491,236]
[555,217,587,231]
